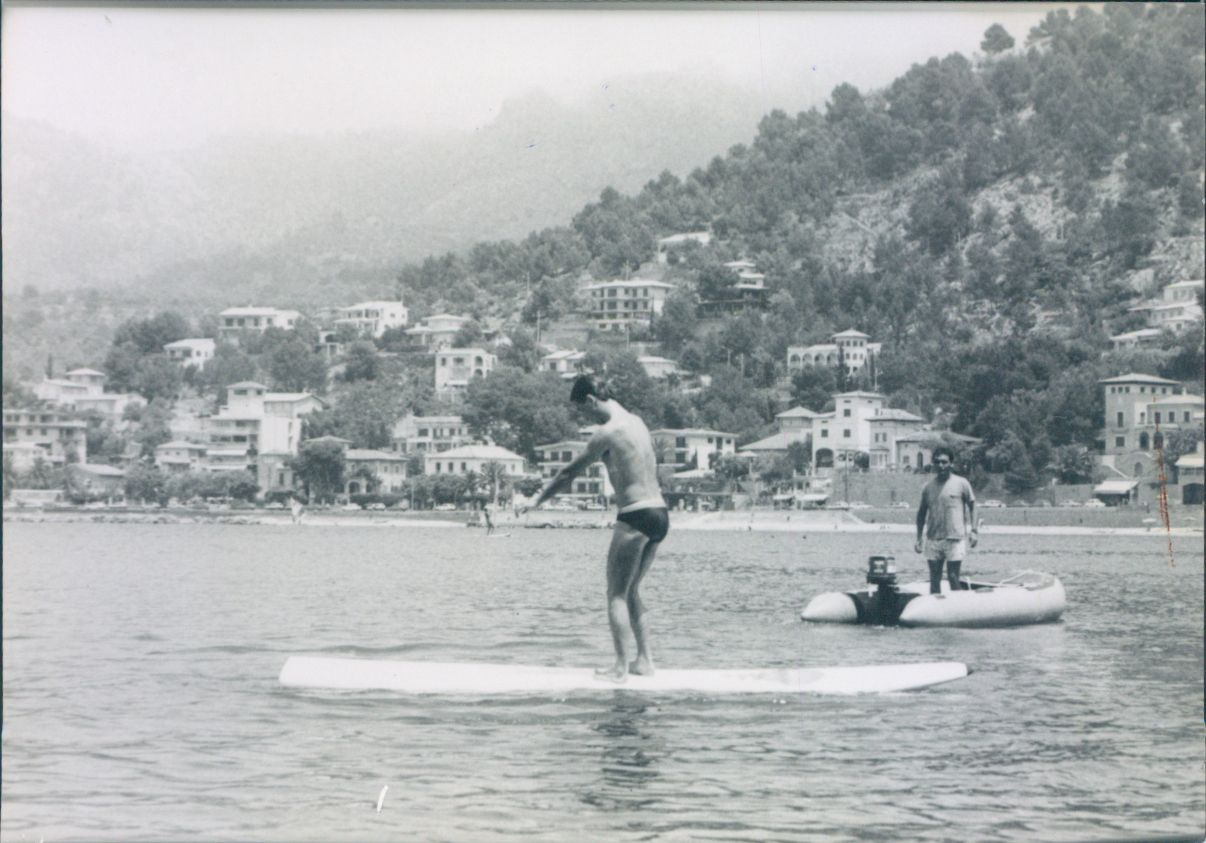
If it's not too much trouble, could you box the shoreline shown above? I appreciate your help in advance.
[4,507,1201,537]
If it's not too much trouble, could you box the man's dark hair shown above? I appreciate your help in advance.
[932,445,955,463]
[570,373,610,404]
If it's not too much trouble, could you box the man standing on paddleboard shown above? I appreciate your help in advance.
[521,373,668,683]
[914,445,977,595]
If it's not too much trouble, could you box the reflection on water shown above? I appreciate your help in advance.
[581,697,661,812]
[2,523,1202,842]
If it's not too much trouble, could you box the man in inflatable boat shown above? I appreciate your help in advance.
[914,446,977,596]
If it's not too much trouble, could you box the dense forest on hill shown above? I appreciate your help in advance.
[392,5,1204,481]
[4,5,1203,495]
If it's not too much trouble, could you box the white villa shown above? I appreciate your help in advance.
[1109,328,1165,350]
[584,279,674,331]
[540,349,588,379]
[406,314,471,351]
[154,441,208,473]
[2,408,87,466]
[204,381,324,493]
[218,307,301,341]
[809,390,884,470]
[1099,372,1203,480]
[335,300,409,338]
[424,444,526,477]
[391,414,474,455]
[345,449,408,495]
[651,428,737,474]
[738,407,819,458]
[787,330,882,377]
[164,338,216,369]
[434,348,496,396]
[32,368,144,421]
[1128,279,1204,335]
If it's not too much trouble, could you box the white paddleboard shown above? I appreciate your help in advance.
[279,656,968,695]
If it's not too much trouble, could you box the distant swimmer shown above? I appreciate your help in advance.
[290,495,305,525]
[521,373,668,683]
[914,446,977,595]
[482,502,496,536]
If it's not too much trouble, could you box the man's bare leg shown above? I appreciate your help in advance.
[627,539,659,675]
[947,559,963,592]
[596,525,645,683]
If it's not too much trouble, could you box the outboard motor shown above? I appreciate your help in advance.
[866,555,897,589]
[853,555,911,626]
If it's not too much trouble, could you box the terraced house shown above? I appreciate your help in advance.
[583,278,674,331]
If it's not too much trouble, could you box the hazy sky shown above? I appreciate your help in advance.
[2,2,1067,150]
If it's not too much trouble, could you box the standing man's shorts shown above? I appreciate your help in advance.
[616,508,670,543]
[924,538,967,563]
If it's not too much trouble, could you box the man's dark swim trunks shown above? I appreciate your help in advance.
[616,507,670,543]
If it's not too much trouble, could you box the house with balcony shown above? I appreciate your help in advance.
[406,314,471,351]
[2,408,87,466]
[584,279,674,331]
[809,390,885,470]
[540,349,588,379]
[424,444,526,478]
[868,408,927,470]
[651,428,737,474]
[345,448,408,495]
[699,260,770,314]
[32,368,145,420]
[1108,328,1164,351]
[205,381,322,494]
[787,330,882,378]
[164,338,216,369]
[1128,279,1204,335]
[738,407,819,459]
[434,348,496,397]
[391,414,474,455]
[217,307,302,342]
[334,300,409,338]
[154,441,208,473]
[894,431,983,473]
[534,437,613,499]
[1098,372,1186,479]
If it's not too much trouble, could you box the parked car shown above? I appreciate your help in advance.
[264,501,285,510]
[1058,499,1083,508]
[342,502,362,511]
[980,499,1007,509]
[435,503,457,511]
[891,501,912,509]
[366,502,387,511]
[1082,499,1107,508]
[579,501,606,511]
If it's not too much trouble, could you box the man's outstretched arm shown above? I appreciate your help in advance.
[526,435,607,511]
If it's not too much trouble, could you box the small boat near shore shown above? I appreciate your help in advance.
[802,556,1066,628]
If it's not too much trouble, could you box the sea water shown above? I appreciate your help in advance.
[2,521,1203,842]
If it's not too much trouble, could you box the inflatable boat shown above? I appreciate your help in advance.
[801,556,1066,628]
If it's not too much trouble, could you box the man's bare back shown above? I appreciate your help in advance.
[593,404,665,513]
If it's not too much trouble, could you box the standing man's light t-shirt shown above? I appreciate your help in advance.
[921,475,975,540]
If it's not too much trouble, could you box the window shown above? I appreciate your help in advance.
[843,430,851,438]
[843,409,851,418]
[1117,412,1124,428]
[1154,412,1161,424]
[821,430,829,438]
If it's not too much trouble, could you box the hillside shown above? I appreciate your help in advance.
[0,70,764,299]
[3,5,1203,493]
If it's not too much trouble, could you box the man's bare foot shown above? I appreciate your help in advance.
[627,657,654,676]
[594,665,628,683]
